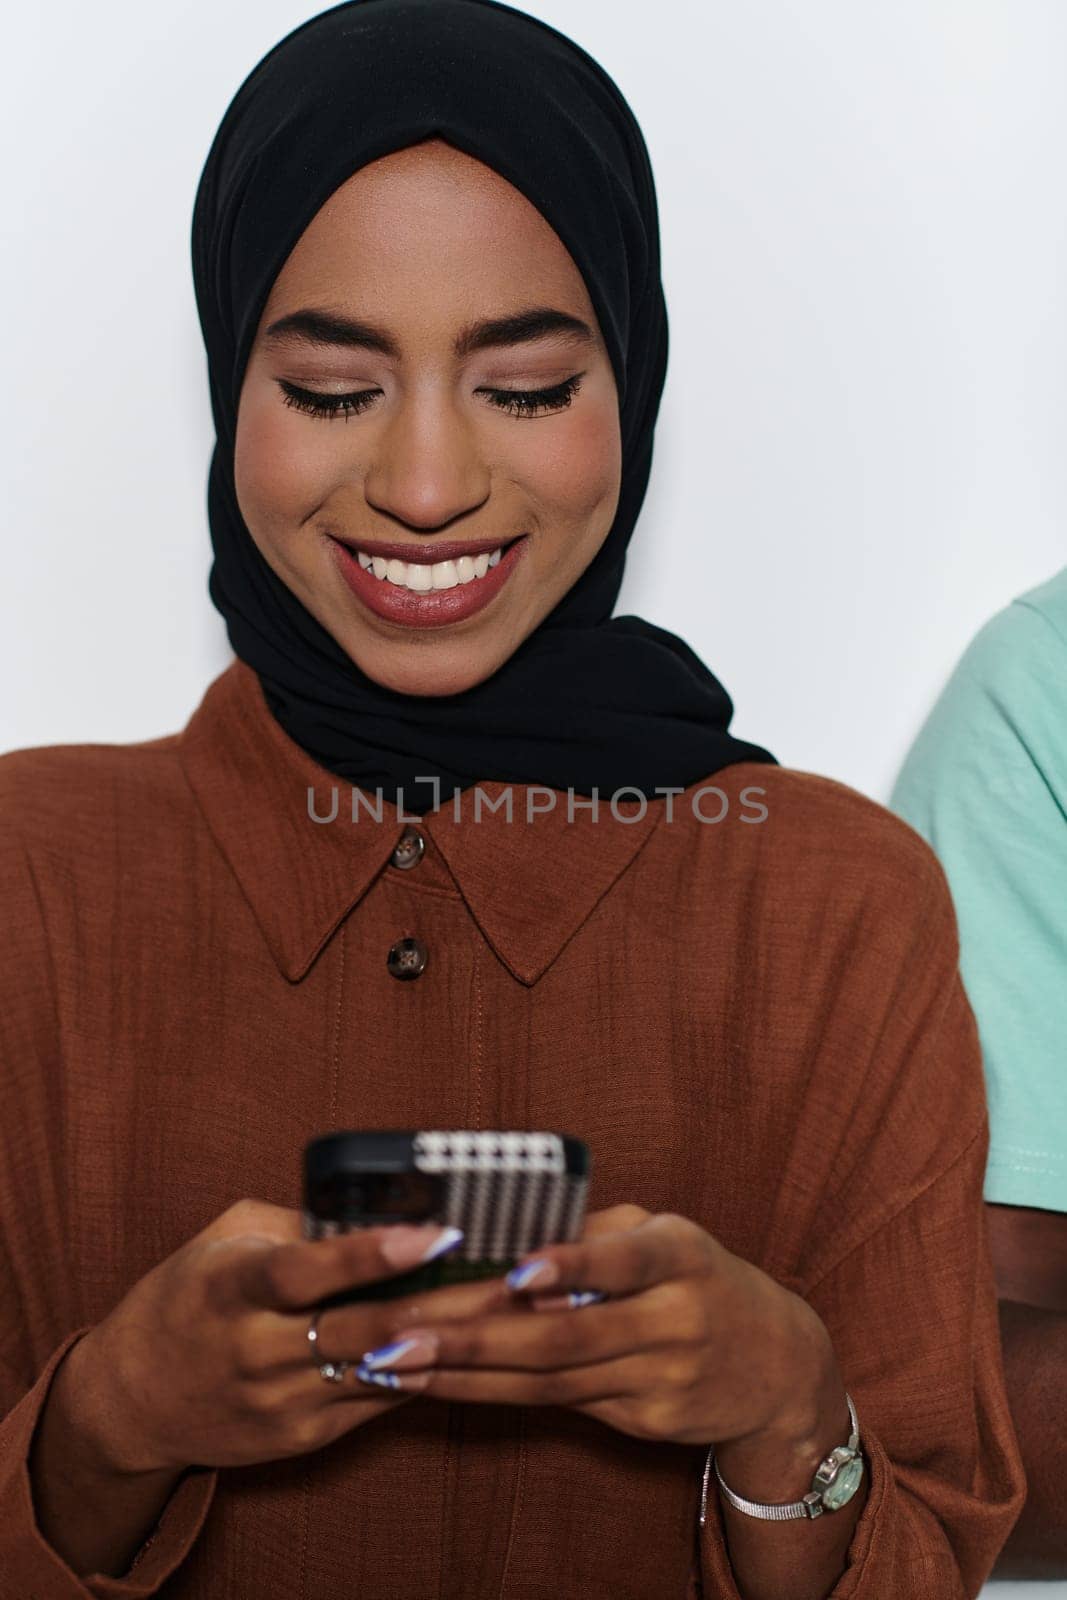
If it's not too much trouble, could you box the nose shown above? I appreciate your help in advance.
[362,390,491,532]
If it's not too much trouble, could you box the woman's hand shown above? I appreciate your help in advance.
[59,1197,523,1477]
[360,1203,838,1450]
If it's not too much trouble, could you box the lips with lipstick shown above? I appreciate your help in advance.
[326,532,529,628]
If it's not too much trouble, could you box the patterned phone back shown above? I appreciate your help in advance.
[304,1129,589,1260]
[413,1130,588,1259]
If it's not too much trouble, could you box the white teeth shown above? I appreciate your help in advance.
[431,560,458,590]
[356,546,505,592]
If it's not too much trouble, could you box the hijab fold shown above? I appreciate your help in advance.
[192,0,776,812]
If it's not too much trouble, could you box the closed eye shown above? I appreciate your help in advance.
[277,374,584,422]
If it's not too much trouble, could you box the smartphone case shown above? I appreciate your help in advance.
[302,1129,590,1304]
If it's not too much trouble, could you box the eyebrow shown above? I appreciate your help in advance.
[261,305,597,360]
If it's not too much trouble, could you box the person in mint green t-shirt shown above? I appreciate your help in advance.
[890,565,1067,1215]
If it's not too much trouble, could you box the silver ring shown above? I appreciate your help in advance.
[307,1309,349,1384]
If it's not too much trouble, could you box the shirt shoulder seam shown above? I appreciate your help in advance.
[799,1120,987,1297]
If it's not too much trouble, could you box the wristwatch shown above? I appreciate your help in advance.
[701,1392,864,1525]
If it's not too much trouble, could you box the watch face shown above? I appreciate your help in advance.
[822,1454,864,1511]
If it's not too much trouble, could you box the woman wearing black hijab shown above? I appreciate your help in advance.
[198,0,774,799]
[0,2,1023,1597]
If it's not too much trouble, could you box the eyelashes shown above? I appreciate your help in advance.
[277,373,584,422]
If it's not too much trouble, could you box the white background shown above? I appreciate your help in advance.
[2,4,1063,1591]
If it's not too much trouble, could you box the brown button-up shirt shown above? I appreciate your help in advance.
[0,660,1025,1598]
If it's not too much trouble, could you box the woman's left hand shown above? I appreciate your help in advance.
[359,1203,834,1449]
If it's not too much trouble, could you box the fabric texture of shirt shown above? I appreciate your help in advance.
[891,563,1067,1214]
[0,660,1025,1597]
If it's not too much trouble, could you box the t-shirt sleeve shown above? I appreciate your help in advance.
[890,598,1067,1213]
[697,833,1026,1598]
[0,806,218,1596]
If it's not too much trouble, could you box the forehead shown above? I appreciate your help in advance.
[262,138,596,324]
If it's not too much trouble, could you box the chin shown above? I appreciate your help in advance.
[341,637,510,699]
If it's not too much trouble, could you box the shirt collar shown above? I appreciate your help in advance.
[177,660,666,987]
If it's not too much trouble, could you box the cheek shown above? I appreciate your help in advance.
[234,385,336,528]
[522,403,621,525]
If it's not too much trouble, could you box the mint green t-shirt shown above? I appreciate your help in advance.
[890,566,1067,1214]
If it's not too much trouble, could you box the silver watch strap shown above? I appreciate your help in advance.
[700,1391,860,1525]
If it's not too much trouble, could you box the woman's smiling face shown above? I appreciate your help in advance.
[235,137,622,697]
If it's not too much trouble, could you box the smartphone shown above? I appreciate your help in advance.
[302,1129,590,1306]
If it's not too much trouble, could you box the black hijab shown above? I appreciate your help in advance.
[191,0,776,812]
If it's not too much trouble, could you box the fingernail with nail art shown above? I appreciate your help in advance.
[419,1226,464,1263]
[380,1225,465,1269]
[506,1258,558,1290]
[356,1365,403,1390]
[530,1289,605,1311]
[359,1334,439,1371]
[355,1363,432,1391]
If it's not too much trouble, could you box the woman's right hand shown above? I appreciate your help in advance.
[56,1197,515,1476]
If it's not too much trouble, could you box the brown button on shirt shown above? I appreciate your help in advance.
[0,660,1025,1598]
